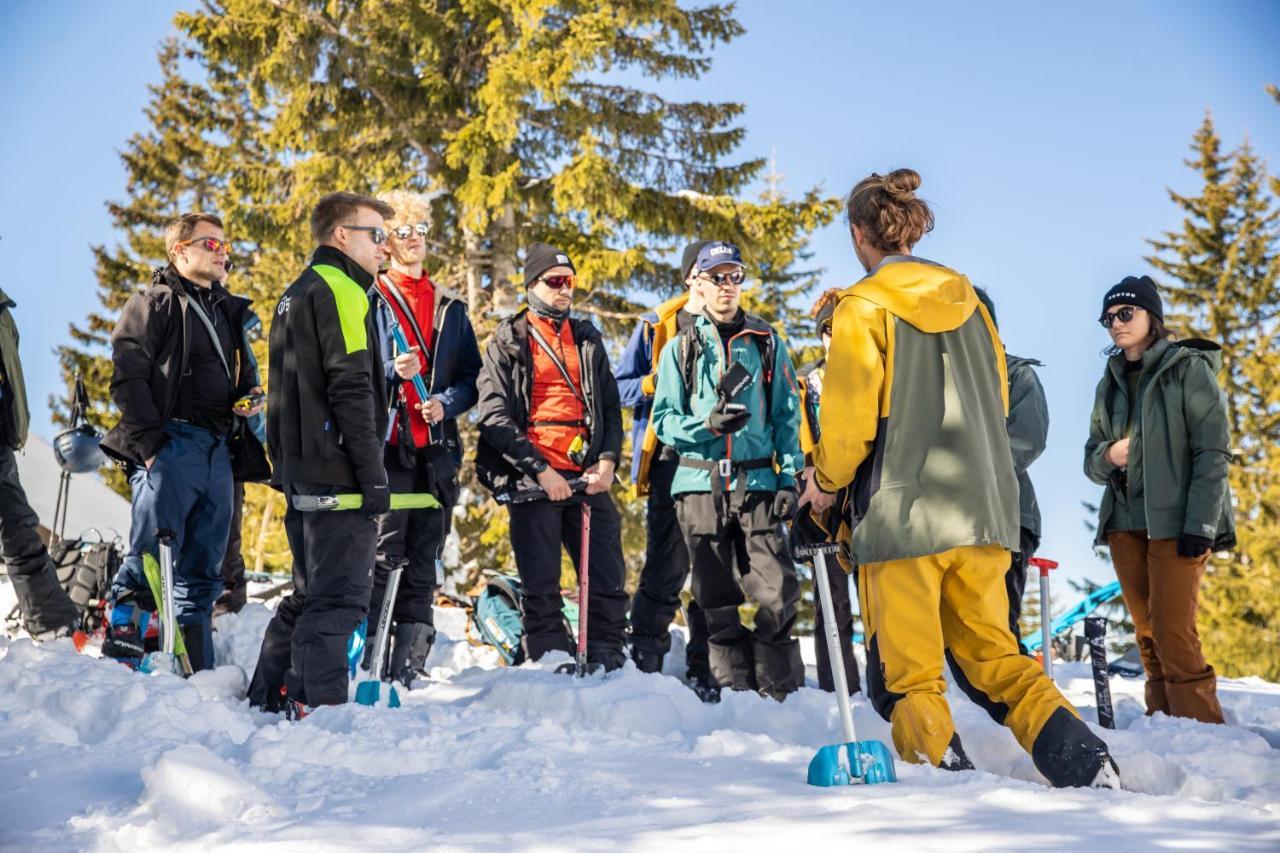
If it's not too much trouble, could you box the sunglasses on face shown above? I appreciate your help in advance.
[340,224,388,245]
[391,222,430,240]
[701,268,746,288]
[537,274,576,291]
[1100,306,1139,328]
[179,237,232,254]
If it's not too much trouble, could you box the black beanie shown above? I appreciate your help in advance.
[680,240,714,280]
[1101,275,1163,322]
[523,242,575,287]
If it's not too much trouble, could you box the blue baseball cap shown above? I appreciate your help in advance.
[694,241,744,271]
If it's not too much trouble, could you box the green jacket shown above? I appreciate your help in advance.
[1007,355,1048,538]
[651,312,802,496]
[811,256,1020,566]
[1084,338,1235,549]
[0,289,30,450]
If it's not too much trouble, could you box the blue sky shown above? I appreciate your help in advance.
[2,1,1278,592]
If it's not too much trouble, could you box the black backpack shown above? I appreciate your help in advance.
[52,532,122,634]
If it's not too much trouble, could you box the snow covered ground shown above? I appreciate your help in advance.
[1,583,1277,852]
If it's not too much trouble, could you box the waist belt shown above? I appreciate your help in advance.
[678,456,773,512]
[529,419,586,428]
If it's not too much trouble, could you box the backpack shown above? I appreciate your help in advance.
[675,322,776,410]
[52,532,122,634]
[468,575,580,666]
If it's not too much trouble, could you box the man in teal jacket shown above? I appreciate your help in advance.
[651,241,804,699]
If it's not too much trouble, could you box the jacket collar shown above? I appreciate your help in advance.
[311,245,375,289]
[0,288,14,310]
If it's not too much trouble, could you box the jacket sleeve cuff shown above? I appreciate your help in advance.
[134,429,169,463]
[598,451,619,463]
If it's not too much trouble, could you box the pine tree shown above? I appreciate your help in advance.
[64,3,837,577]
[1145,113,1280,680]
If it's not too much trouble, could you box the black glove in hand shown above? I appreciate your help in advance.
[772,487,797,521]
[706,400,750,435]
[788,503,834,562]
[1176,534,1212,559]
[361,482,391,517]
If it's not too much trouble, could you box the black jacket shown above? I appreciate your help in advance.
[267,246,388,489]
[475,309,622,495]
[101,265,268,481]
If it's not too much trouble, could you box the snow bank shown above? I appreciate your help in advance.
[1,584,1278,851]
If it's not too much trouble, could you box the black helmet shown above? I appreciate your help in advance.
[53,425,105,474]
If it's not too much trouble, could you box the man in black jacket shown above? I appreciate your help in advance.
[475,243,628,670]
[248,192,393,713]
[100,212,267,672]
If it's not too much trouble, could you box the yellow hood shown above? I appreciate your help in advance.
[653,291,689,324]
[847,257,977,333]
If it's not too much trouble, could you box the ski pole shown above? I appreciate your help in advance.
[388,323,433,415]
[1030,557,1059,678]
[574,503,591,677]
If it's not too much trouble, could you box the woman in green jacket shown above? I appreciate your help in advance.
[1085,276,1232,724]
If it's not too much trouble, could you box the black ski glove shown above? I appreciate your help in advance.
[360,481,391,517]
[1176,534,1212,559]
[706,399,751,435]
[788,504,832,562]
[772,487,797,521]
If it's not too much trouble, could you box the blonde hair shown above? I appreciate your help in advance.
[377,189,432,229]
[811,288,842,320]
[845,168,934,253]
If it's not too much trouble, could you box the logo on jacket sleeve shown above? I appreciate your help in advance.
[277,295,292,316]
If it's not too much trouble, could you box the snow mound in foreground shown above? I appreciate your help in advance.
[1,599,1278,851]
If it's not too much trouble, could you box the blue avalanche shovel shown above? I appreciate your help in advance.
[803,541,896,786]
[355,557,404,708]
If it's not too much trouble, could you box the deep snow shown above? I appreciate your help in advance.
[1,583,1277,852]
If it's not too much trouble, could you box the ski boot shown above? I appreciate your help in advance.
[102,604,150,669]
[685,671,722,704]
[388,622,436,688]
[266,685,310,721]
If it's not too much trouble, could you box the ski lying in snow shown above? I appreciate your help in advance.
[291,493,440,512]
[355,558,403,708]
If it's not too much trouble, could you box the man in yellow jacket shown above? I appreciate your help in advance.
[800,169,1119,788]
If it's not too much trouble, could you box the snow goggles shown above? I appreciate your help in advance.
[1100,306,1139,328]
[178,236,232,254]
[391,222,430,240]
[702,268,746,288]
[341,224,388,245]
[537,273,577,290]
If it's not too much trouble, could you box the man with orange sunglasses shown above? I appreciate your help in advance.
[100,212,267,672]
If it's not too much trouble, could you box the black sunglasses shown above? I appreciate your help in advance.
[701,268,746,288]
[391,222,430,240]
[339,224,387,245]
[1100,306,1139,328]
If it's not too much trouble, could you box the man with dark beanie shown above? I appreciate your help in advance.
[475,243,629,670]
[616,240,716,700]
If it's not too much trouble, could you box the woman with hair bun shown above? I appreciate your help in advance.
[799,168,1120,788]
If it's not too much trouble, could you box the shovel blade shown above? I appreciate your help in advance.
[807,740,898,786]
[354,678,401,708]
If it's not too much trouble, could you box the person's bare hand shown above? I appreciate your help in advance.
[536,467,573,502]
[799,466,836,513]
[418,397,445,424]
[1106,437,1131,468]
[585,458,616,495]
[394,348,422,380]
[145,455,157,470]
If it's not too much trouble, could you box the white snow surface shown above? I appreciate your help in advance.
[1,585,1278,851]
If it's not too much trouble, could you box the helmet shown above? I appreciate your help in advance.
[53,425,105,474]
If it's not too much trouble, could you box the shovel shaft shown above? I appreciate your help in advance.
[1039,571,1053,678]
[814,550,857,744]
[368,567,402,682]
[575,504,591,675]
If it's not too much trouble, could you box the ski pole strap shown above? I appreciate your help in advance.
[678,456,772,514]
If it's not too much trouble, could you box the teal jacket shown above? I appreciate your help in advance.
[651,312,802,496]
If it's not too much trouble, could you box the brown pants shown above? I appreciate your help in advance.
[1107,531,1224,724]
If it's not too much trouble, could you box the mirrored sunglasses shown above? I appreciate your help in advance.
[391,222,430,240]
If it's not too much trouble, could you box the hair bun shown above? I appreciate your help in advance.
[882,168,922,200]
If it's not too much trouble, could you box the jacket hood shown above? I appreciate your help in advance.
[654,291,690,324]
[1171,337,1223,372]
[847,256,978,334]
[495,307,602,353]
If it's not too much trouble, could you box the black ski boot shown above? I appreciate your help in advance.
[630,642,665,674]
[685,671,722,704]
[939,733,976,772]
[101,622,145,669]
[388,622,435,688]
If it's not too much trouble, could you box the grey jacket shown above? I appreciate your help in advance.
[1007,355,1048,539]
